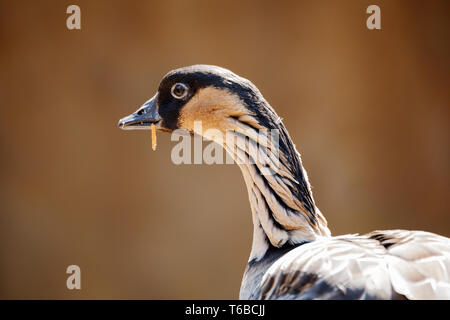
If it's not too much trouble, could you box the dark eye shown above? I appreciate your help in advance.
[171,83,188,99]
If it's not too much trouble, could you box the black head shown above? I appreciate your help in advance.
[118,65,275,134]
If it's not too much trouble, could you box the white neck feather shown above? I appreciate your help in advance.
[221,129,331,261]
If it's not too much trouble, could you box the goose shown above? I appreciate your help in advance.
[118,65,450,300]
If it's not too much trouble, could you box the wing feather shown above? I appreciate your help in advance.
[370,230,450,299]
[259,230,450,299]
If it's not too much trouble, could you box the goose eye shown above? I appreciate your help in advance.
[171,83,188,99]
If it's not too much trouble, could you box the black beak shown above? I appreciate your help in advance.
[118,94,162,130]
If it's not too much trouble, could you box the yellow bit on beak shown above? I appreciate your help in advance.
[151,123,157,151]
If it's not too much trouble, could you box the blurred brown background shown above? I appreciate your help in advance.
[0,0,449,299]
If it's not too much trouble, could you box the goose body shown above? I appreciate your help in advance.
[119,65,450,299]
[241,230,450,299]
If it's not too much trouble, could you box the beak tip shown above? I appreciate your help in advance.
[119,94,160,131]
